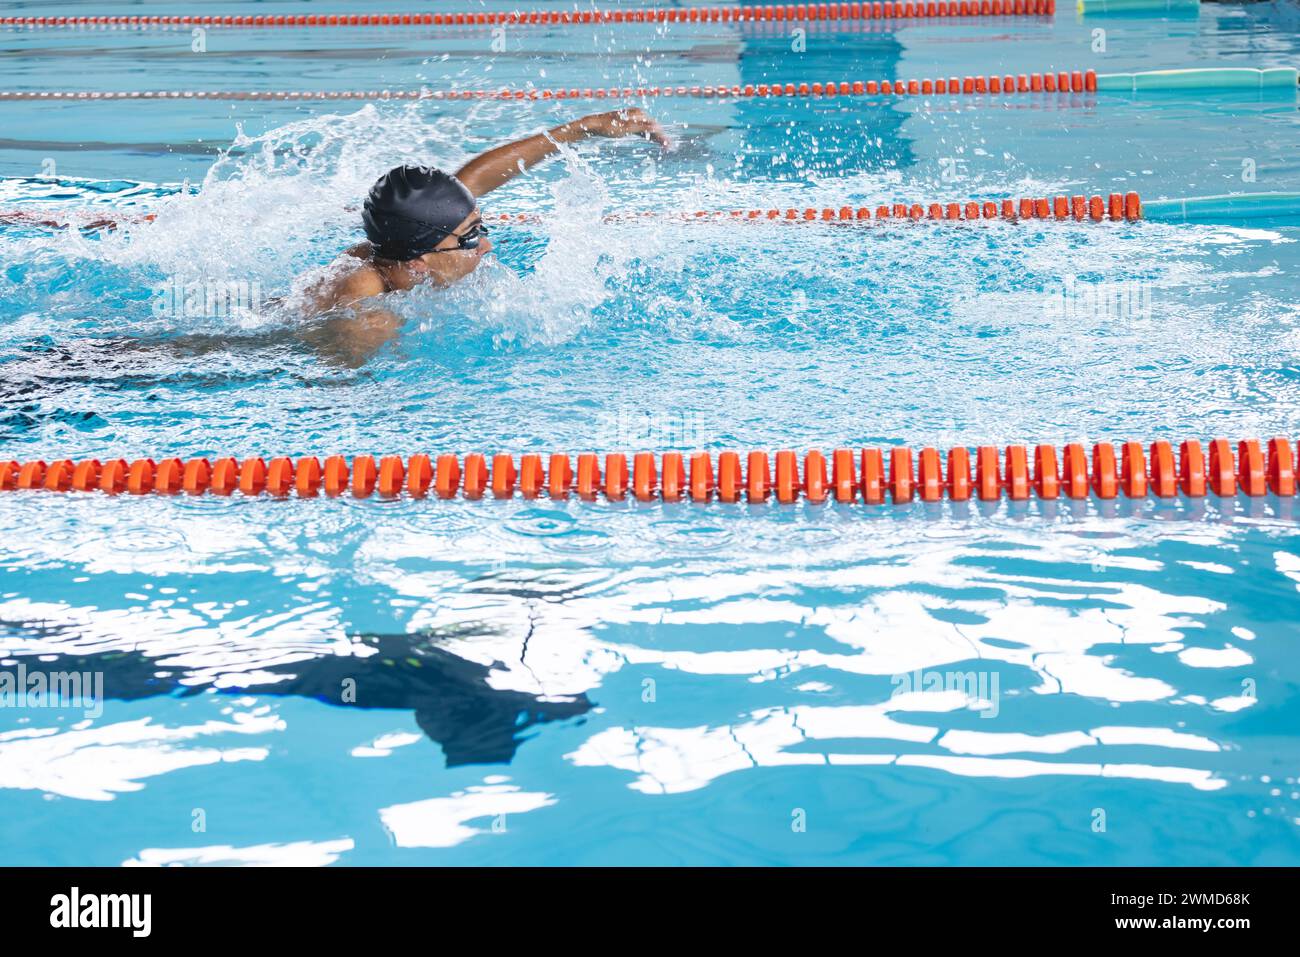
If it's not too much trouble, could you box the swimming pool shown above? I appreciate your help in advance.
[2,0,1299,866]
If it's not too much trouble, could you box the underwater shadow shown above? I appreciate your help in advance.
[0,624,593,768]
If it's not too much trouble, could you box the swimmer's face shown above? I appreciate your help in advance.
[412,208,492,286]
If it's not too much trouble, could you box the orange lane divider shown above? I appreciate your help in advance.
[2,439,1293,503]
[0,3,1056,30]
[1,192,1142,234]
[0,70,1100,101]
[0,209,156,230]
[498,191,1145,222]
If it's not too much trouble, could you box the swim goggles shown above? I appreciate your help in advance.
[430,218,488,252]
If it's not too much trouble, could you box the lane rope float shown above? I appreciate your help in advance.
[1095,67,1296,92]
[0,209,155,230]
[1077,0,1197,14]
[0,192,1147,233]
[12,193,1300,233]
[0,76,1094,103]
[0,70,1103,101]
[499,191,1147,221]
[0,3,1057,30]
[2,439,1294,503]
[4,68,1292,103]
[1142,192,1300,223]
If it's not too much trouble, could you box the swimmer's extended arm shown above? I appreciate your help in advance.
[454,108,669,197]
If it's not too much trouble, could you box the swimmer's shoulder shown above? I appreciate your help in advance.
[324,244,388,306]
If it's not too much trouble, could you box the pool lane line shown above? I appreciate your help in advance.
[637,192,1300,224]
[0,72,1099,101]
[0,77,1094,102]
[2,440,1293,502]
[7,68,1292,103]
[0,2,1056,30]
[14,193,1300,232]
[502,192,1146,221]
[0,209,155,230]
[0,192,1142,233]
[0,74,1097,102]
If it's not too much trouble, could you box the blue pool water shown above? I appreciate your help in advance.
[2,1,1300,865]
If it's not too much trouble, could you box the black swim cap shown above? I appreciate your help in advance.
[362,165,477,261]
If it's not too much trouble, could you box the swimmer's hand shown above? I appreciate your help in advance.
[570,108,671,148]
[455,108,671,197]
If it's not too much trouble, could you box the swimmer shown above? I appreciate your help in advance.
[302,107,669,364]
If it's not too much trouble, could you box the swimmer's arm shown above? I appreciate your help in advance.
[454,108,669,197]
[323,305,404,368]
[299,267,402,367]
[302,303,404,368]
